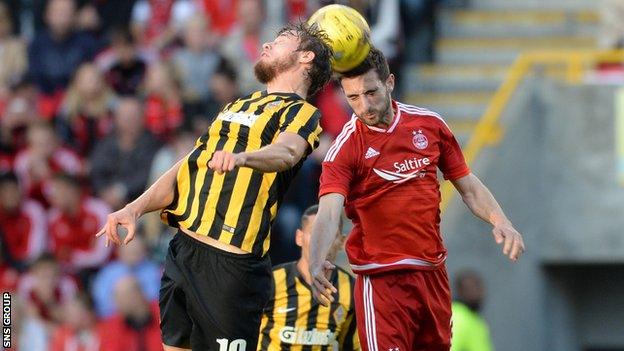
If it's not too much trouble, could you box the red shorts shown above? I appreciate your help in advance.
[354,267,452,351]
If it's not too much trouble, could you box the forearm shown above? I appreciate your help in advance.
[125,158,183,216]
[460,176,511,226]
[242,142,301,173]
[310,205,343,268]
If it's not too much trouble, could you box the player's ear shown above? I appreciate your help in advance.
[295,229,304,247]
[299,50,315,64]
[386,73,395,94]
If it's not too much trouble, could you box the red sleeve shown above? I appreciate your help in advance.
[438,122,470,180]
[319,129,356,198]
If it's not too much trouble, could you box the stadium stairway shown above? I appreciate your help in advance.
[403,8,600,146]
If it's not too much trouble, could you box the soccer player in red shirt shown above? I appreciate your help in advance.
[309,47,525,351]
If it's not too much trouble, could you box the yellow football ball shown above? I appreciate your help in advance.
[308,4,371,73]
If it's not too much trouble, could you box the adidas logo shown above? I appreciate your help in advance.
[365,147,380,159]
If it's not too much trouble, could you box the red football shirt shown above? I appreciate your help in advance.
[319,101,470,275]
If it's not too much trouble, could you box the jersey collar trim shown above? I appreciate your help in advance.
[364,100,401,134]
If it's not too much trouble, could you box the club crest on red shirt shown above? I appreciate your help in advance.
[412,130,428,150]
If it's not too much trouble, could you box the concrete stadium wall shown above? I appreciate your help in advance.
[469,0,596,10]
[442,79,624,351]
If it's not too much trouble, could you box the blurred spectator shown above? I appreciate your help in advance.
[196,0,239,36]
[351,0,404,96]
[27,0,99,118]
[93,0,138,32]
[130,0,196,51]
[76,2,103,37]
[400,0,437,64]
[600,0,624,49]
[0,238,19,291]
[15,292,52,351]
[143,128,196,257]
[0,3,27,104]
[312,81,353,138]
[99,275,163,351]
[57,63,117,157]
[101,26,149,97]
[201,60,241,123]
[0,0,20,35]
[0,172,47,270]
[91,235,161,318]
[50,292,101,351]
[451,270,494,351]
[47,173,111,275]
[18,253,78,324]
[0,79,42,172]
[90,97,158,210]
[365,0,402,65]
[221,0,275,94]
[171,14,222,108]
[143,61,183,140]
[13,121,84,206]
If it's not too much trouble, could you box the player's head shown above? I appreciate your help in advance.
[254,22,333,97]
[454,269,485,312]
[296,205,344,264]
[338,47,395,128]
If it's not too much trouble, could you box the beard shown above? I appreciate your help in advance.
[254,52,298,84]
[360,94,393,127]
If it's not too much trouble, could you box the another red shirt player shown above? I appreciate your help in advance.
[309,47,525,351]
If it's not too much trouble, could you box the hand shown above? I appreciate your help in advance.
[492,222,525,261]
[95,205,140,247]
[208,151,246,174]
[310,260,337,307]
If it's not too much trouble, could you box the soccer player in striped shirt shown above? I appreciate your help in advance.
[97,22,333,350]
[258,205,359,350]
[309,47,525,351]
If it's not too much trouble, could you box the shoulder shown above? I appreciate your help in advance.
[396,101,450,130]
[324,117,359,161]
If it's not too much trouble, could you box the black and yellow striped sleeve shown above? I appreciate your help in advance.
[279,101,322,151]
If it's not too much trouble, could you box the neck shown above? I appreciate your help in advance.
[266,72,308,100]
[129,304,150,320]
[296,258,312,285]
[119,132,139,150]
[50,29,70,41]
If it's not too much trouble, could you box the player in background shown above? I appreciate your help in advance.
[258,204,359,350]
[309,47,525,351]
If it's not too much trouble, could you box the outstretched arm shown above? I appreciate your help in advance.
[96,156,185,246]
[208,132,309,174]
[451,173,525,261]
[309,193,345,306]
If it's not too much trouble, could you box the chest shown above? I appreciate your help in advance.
[355,125,442,184]
[209,101,287,150]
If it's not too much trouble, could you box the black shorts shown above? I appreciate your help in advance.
[159,231,272,350]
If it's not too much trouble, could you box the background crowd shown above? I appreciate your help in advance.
[0,0,439,349]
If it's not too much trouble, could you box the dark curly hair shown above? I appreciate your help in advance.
[339,46,390,82]
[278,22,333,97]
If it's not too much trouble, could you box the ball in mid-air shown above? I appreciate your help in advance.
[308,4,371,73]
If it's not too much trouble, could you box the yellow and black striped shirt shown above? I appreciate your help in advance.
[160,91,322,256]
[258,262,360,350]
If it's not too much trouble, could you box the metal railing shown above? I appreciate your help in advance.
[440,49,624,212]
